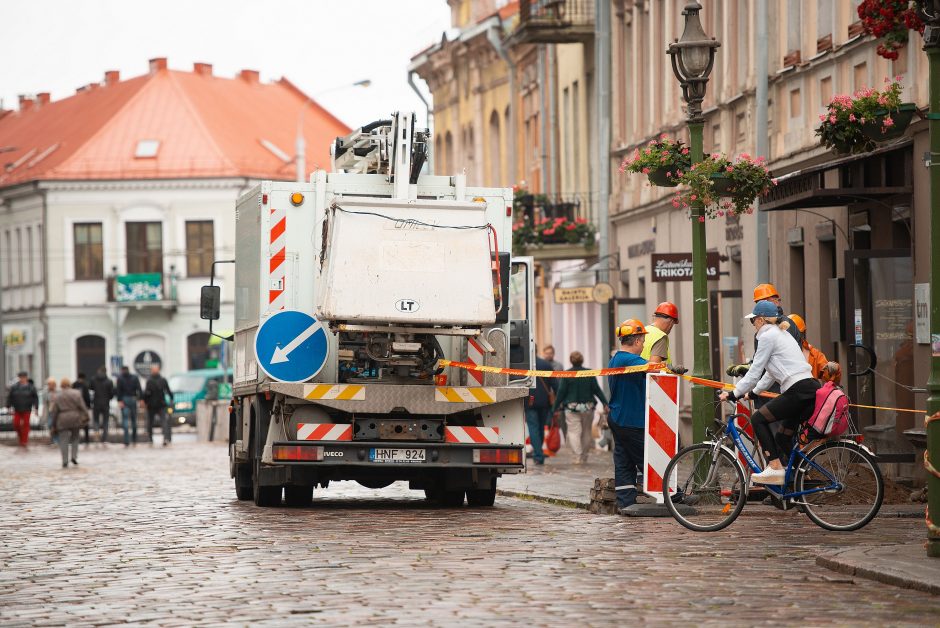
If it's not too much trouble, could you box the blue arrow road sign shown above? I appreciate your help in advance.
[254,310,329,383]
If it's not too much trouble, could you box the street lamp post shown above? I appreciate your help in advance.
[915,0,940,558]
[668,2,720,444]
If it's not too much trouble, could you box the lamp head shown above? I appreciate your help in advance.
[669,2,720,82]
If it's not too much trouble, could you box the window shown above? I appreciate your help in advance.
[135,139,160,158]
[25,226,32,284]
[15,228,21,286]
[74,223,103,280]
[3,231,9,287]
[488,111,501,187]
[126,222,163,274]
[187,332,211,370]
[76,335,106,379]
[854,62,868,91]
[185,220,214,277]
[572,80,581,197]
[820,76,833,107]
[789,88,802,118]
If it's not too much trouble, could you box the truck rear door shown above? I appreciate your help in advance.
[508,256,535,388]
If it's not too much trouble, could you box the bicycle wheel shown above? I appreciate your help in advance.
[796,441,883,531]
[663,443,748,532]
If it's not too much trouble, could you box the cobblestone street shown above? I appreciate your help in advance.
[1,440,937,626]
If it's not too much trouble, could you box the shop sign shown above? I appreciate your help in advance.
[133,351,162,377]
[627,239,655,258]
[2,325,34,354]
[553,287,595,304]
[650,253,719,282]
[915,283,930,344]
[592,282,614,305]
[854,309,863,345]
[117,273,163,302]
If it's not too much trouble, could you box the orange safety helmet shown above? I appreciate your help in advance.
[753,283,780,302]
[616,319,648,338]
[654,301,679,322]
[788,313,807,334]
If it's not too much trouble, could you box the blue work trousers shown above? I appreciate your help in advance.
[525,406,551,464]
[609,423,644,508]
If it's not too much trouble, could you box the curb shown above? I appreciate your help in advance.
[496,489,587,510]
[816,545,940,596]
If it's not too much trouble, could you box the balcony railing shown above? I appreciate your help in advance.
[513,196,597,261]
[107,272,178,305]
[511,0,595,45]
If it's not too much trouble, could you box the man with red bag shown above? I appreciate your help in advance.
[606,320,648,509]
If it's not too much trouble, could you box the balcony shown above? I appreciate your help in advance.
[107,272,178,310]
[513,195,597,261]
[509,0,595,45]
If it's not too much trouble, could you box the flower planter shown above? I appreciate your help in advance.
[539,233,569,245]
[861,103,917,142]
[647,167,680,187]
[709,174,735,195]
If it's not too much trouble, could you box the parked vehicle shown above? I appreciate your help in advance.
[168,368,233,426]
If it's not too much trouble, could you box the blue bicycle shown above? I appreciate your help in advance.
[663,401,884,532]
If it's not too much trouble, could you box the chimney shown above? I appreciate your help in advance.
[37,92,50,106]
[193,62,213,77]
[149,57,168,74]
[104,70,120,86]
[18,95,34,112]
[239,69,260,84]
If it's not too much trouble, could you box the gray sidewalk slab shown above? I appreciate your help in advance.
[497,447,611,508]
[817,543,940,595]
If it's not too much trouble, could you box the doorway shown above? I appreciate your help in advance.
[709,290,744,382]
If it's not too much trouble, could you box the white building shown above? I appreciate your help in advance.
[0,58,349,384]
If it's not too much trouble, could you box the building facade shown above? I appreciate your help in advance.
[0,59,349,386]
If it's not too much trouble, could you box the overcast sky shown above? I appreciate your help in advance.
[0,0,451,130]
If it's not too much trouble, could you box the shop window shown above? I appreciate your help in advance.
[74,223,103,280]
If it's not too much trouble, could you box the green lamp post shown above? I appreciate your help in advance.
[668,2,720,443]
[914,0,940,558]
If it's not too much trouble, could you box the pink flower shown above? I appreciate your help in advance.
[819,114,827,122]
[829,115,837,124]
[726,166,734,173]
[543,228,556,235]
[849,114,857,122]
[672,199,680,208]
[698,216,705,222]
[690,194,698,201]
[666,171,672,178]
[883,116,895,128]
[681,148,689,155]
[746,208,754,214]
[860,117,866,124]
[642,167,650,174]
[740,152,751,160]
[661,157,668,164]
[717,211,724,217]
[575,217,587,224]
[565,223,576,231]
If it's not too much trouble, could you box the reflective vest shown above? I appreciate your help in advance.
[641,325,670,362]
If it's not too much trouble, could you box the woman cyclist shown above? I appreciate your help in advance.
[719,300,821,484]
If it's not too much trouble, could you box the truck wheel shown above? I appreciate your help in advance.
[466,487,497,507]
[252,458,282,507]
[440,489,465,507]
[284,485,313,507]
[234,464,253,501]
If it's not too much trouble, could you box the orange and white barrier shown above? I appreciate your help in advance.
[445,426,500,444]
[296,423,353,441]
[643,373,679,503]
[466,338,486,386]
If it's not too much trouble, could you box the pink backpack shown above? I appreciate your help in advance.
[805,381,850,439]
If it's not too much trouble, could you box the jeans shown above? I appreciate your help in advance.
[609,423,644,508]
[58,428,80,465]
[564,409,595,463]
[121,396,138,445]
[93,406,109,442]
[525,406,551,464]
[149,408,171,444]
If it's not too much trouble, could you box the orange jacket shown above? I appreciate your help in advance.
[804,342,841,385]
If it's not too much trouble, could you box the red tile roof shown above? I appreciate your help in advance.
[0,60,351,187]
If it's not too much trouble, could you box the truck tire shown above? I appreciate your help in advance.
[234,464,253,501]
[440,489,465,507]
[252,457,282,507]
[284,485,313,507]
[466,487,497,507]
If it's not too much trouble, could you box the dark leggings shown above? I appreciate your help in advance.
[751,378,821,465]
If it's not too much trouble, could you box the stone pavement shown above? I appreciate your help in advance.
[1,439,938,626]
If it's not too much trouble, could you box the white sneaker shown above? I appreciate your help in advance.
[751,466,786,485]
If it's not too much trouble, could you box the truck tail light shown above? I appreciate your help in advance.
[435,374,448,386]
[473,448,522,465]
[273,445,323,462]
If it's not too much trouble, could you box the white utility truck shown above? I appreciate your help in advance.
[200,112,535,507]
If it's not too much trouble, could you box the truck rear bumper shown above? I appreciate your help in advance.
[269,440,524,471]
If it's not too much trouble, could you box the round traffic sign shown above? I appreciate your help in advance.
[254,310,329,383]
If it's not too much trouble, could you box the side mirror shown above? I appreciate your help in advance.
[200,285,221,320]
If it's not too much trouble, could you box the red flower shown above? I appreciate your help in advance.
[543,228,556,236]
[565,223,577,231]
[575,217,587,224]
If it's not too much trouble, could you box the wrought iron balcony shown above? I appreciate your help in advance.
[510,0,595,45]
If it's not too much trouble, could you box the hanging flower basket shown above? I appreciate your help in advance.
[648,167,680,187]
[861,103,918,142]
[673,153,776,220]
[709,174,736,196]
[620,135,691,187]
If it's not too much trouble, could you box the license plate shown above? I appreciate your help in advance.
[369,448,426,463]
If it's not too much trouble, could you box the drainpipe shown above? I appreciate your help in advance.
[408,70,433,174]
[538,46,550,196]
[487,24,516,184]
[548,45,559,200]
[596,0,612,345]
[755,0,769,282]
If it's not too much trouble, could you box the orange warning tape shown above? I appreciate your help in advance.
[436,359,664,378]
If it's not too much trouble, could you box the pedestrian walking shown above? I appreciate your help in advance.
[606,320,649,509]
[143,365,174,446]
[5,371,39,448]
[542,345,563,371]
[90,367,115,444]
[641,302,679,364]
[551,351,609,464]
[50,377,89,468]
[73,373,93,444]
[41,377,58,445]
[526,355,557,466]
[115,366,143,447]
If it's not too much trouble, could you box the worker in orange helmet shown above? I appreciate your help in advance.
[641,302,678,364]
[788,314,842,385]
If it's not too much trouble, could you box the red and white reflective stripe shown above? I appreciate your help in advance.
[643,373,680,503]
[445,426,500,444]
[296,423,352,441]
[268,206,287,312]
[466,338,485,386]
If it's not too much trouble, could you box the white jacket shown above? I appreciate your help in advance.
[733,323,813,398]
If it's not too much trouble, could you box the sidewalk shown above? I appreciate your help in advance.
[497,446,611,508]
[817,544,940,595]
